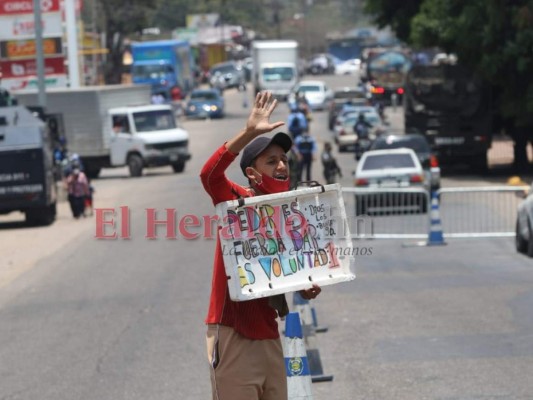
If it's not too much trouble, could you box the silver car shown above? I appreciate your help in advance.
[516,180,533,257]
[208,61,246,92]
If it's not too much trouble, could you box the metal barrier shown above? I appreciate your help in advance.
[341,186,528,240]
[341,187,430,239]
[438,186,528,238]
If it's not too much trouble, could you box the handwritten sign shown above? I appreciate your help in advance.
[215,184,355,301]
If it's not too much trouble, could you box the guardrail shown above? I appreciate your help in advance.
[341,187,430,239]
[341,186,528,240]
[438,186,528,238]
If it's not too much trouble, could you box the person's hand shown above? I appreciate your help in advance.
[245,91,284,135]
[299,284,321,300]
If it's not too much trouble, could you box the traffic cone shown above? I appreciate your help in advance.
[426,192,446,246]
[284,312,314,400]
[293,292,333,383]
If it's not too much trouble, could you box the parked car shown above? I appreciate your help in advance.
[208,61,246,91]
[333,106,384,151]
[327,87,369,130]
[353,148,429,215]
[184,89,225,119]
[335,58,361,75]
[516,180,533,257]
[370,134,441,191]
[291,80,333,111]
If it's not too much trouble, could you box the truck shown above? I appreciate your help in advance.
[0,106,57,225]
[131,40,196,99]
[366,49,412,104]
[251,40,299,99]
[16,85,191,178]
[403,64,492,170]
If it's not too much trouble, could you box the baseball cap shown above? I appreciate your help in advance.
[240,132,293,176]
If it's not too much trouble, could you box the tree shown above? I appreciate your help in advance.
[98,0,159,84]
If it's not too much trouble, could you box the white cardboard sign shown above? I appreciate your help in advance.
[215,184,356,301]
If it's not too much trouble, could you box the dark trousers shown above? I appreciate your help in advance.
[298,154,313,182]
[68,194,85,218]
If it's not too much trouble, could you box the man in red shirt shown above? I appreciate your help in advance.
[200,91,321,400]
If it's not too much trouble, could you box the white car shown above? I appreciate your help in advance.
[292,80,333,111]
[335,58,361,75]
[353,148,429,215]
[333,108,385,152]
[516,180,533,257]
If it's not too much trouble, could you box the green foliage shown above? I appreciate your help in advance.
[98,0,159,84]
[364,0,423,41]
[365,0,533,126]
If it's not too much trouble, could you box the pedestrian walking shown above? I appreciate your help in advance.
[294,130,317,182]
[286,104,308,139]
[66,167,90,219]
[321,141,342,184]
[200,91,321,400]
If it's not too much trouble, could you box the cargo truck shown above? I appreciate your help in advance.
[251,40,299,99]
[403,64,492,171]
[366,50,412,104]
[0,106,57,225]
[16,85,191,178]
[131,40,196,99]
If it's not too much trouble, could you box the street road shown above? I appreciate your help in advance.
[0,74,532,400]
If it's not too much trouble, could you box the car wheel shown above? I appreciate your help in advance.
[516,219,527,253]
[172,161,185,173]
[527,220,533,257]
[128,154,143,177]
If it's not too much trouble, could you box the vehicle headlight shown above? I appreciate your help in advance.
[210,105,218,111]
[202,104,211,111]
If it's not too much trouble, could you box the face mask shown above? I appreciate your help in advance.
[251,169,290,194]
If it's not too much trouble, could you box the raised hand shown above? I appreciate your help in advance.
[245,91,285,135]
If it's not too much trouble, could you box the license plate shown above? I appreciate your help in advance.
[435,137,465,145]
[169,154,178,162]
[379,180,399,188]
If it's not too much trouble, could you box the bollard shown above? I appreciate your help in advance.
[293,292,334,383]
[284,312,314,400]
[426,191,446,246]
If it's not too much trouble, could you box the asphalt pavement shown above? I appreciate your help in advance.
[0,74,532,400]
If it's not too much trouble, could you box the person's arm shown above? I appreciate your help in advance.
[200,91,284,204]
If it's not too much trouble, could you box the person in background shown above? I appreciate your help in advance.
[151,92,166,105]
[200,91,321,400]
[286,104,308,139]
[321,141,342,184]
[294,129,318,182]
[66,167,90,219]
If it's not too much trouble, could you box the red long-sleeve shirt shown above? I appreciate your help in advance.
[200,144,279,340]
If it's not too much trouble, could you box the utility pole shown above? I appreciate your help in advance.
[32,0,46,107]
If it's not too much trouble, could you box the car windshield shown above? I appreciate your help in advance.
[191,92,218,101]
[345,113,380,126]
[133,109,176,132]
[132,64,173,79]
[298,85,321,92]
[262,67,294,82]
[373,137,430,153]
[211,64,236,74]
[362,154,416,170]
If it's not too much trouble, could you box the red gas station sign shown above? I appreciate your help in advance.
[0,0,61,15]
